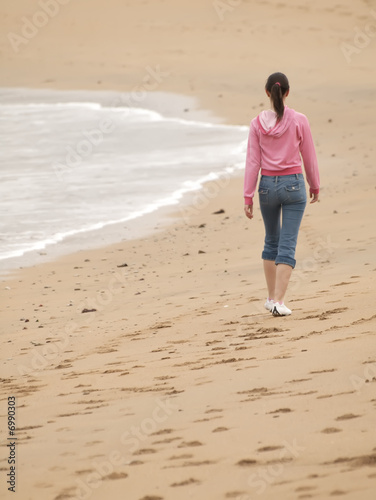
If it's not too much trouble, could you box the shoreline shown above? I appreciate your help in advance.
[0,169,245,280]
[0,86,247,277]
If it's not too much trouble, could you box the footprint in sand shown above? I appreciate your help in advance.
[295,485,317,493]
[325,452,376,467]
[75,469,95,475]
[153,437,181,445]
[236,459,258,467]
[257,445,284,452]
[57,412,80,418]
[351,314,376,325]
[177,441,203,448]
[170,478,200,487]
[169,454,193,460]
[257,327,284,334]
[151,428,174,436]
[268,408,293,414]
[17,425,43,431]
[133,448,157,455]
[288,378,312,383]
[180,460,215,467]
[139,496,164,500]
[54,487,76,499]
[225,493,247,499]
[335,413,361,421]
[310,368,337,374]
[194,416,222,422]
[333,281,354,286]
[102,472,128,480]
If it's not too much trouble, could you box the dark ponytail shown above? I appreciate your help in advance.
[265,72,290,121]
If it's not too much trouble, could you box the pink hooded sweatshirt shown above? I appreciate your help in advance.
[244,106,320,205]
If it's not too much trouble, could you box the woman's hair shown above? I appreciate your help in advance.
[265,72,290,121]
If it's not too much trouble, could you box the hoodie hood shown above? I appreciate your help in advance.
[257,106,294,137]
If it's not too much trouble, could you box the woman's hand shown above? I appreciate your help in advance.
[310,192,319,204]
[244,204,253,219]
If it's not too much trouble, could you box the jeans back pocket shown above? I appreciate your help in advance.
[284,182,306,202]
[258,188,269,205]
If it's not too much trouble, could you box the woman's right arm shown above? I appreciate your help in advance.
[299,114,320,201]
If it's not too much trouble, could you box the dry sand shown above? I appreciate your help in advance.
[1,1,376,499]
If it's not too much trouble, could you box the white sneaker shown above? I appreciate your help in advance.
[264,298,274,312]
[272,302,292,316]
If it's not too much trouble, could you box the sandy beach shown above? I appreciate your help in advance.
[1,1,376,499]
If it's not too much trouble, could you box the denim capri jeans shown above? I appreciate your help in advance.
[258,173,307,269]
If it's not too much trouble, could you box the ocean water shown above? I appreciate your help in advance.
[0,88,247,271]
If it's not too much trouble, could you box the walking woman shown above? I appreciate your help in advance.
[244,72,320,316]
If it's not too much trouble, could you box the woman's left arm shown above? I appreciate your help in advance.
[244,121,261,212]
